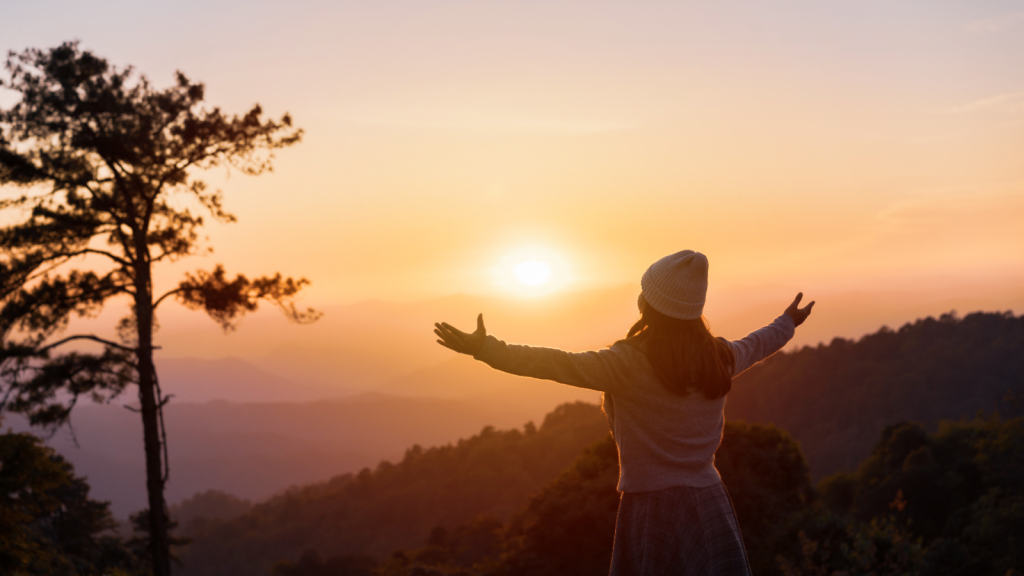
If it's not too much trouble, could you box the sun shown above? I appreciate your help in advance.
[512,259,553,286]
[493,246,571,296]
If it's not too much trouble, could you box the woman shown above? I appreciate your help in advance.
[433,250,814,575]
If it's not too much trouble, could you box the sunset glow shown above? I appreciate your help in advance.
[1,1,1016,307]
[4,3,1024,550]
[1,2,1021,321]
[513,260,553,286]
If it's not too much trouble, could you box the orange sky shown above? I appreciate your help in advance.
[3,1,1023,307]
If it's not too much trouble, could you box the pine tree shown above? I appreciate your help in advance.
[1,41,318,576]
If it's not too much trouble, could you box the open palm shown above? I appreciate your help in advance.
[434,314,487,356]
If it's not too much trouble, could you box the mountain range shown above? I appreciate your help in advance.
[10,283,1022,517]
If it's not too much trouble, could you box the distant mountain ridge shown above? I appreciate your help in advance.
[156,357,345,403]
[727,310,1024,478]
[175,402,611,576]
[8,393,568,517]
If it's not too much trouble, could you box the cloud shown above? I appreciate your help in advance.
[938,91,1024,114]
[967,11,1024,33]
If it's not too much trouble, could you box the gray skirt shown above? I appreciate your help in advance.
[609,481,752,576]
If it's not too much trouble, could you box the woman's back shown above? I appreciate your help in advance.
[603,341,729,491]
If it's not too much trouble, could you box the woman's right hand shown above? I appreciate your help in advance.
[785,293,815,327]
[434,314,487,356]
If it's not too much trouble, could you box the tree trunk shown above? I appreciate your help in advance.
[136,265,172,576]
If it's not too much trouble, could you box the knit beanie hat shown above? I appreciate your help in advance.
[640,250,709,320]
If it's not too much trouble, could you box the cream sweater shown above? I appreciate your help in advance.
[474,314,795,492]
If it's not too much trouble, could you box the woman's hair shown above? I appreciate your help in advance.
[622,304,735,399]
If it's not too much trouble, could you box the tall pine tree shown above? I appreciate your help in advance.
[0,42,318,576]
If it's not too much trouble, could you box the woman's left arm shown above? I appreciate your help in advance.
[727,293,814,376]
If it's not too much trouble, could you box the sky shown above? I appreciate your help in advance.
[4,0,1024,515]
[2,0,1023,309]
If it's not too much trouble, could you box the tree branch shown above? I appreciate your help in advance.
[152,287,186,310]
[58,248,132,267]
[37,334,136,354]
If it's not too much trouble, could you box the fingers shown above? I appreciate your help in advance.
[435,323,466,344]
[436,339,459,353]
[434,323,465,347]
[434,330,468,354]
[783,293,814,327]
[441,323,478,350]
[439,321,469,339]
[434,322,475,354]
[435,315,487,355]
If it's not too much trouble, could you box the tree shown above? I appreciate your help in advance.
[0,41,318,576]
[498,435,620,576]
[0,425,138,575]
[715,421,816,575]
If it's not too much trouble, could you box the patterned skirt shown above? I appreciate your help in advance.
[609,481,752,576]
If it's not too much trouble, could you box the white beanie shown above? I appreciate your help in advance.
[640,250,708,320]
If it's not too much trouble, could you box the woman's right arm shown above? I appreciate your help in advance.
[472,335,627,392]
[434,314,624,392]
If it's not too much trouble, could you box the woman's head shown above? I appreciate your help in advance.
[626,250,734,399]
[640,250,709,320]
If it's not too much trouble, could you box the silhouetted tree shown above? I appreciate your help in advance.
[0,41,317,576]
[0,426,138,575]
[126,508,190,573]
[715,421,816,575]
[170,489,253,537]
[775,507,925,576]
[498,435,619,576]
[815,414,1024,576]
[271,549,377,576]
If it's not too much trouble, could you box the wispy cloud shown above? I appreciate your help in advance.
[938,91,1024,114]
[967,11,1024,33]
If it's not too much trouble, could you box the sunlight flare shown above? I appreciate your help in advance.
[513,260,553,286]
[493,246,572,296]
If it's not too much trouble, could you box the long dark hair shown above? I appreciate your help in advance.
[622,303,735,399]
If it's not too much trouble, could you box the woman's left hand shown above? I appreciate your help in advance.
[784,293,815,327]
[434,314,487,356]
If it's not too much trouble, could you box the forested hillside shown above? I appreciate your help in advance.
[175,402,609,576]
[272,420,818,576]
[727,310,1024,478]
[172,310,1024,576]
[346,414,1023,576]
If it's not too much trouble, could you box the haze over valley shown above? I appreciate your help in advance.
[11,282,1021,517]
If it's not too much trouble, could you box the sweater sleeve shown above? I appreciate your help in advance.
[473,336,629,392]
[727,314,796,377]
